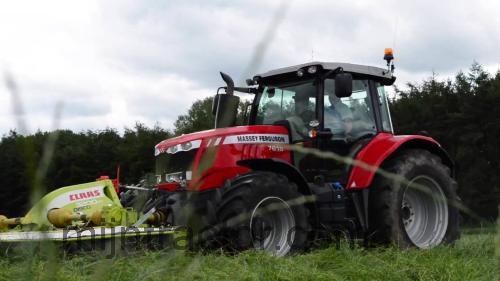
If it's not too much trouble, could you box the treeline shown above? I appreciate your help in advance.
[0,63,498,221]
[0,124,172,217]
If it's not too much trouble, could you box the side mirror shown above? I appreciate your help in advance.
[213,93,240,128]
[335,73,353,98]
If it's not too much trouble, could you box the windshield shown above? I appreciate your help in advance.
[256,81,316,125]
[255,81,317,141]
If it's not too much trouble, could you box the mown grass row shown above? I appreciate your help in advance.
[0,227,498,281]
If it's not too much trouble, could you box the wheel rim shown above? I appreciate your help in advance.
[402,175,449,248]
[250,197,295,256]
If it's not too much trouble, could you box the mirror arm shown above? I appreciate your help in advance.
[217,87,257,95]
[318,67,343,81]
[234,87,258,94]
[217,87,226,95]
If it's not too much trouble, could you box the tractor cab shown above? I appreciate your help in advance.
[213,57,396,183]
[250,65,394,141]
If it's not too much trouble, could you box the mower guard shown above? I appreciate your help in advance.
[0,226,181,243]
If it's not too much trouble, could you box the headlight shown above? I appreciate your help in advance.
[165,140,202,154]
[160,171,192,189]
[181,141,192,150]
[168,145,178,154]
[165,172,183,183]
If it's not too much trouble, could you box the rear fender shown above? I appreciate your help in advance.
[346,133,454,190]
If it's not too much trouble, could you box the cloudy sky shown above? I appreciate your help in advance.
[1,0,499,135]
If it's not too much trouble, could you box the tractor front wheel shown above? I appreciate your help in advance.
[216,172,310,256]
[369,149,459,248]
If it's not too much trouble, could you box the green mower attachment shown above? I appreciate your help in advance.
[0,178,183,252]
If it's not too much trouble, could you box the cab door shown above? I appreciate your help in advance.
[317,78,378,185]
[249,80,320,181]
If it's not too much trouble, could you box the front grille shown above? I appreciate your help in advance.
[155,149,197,182]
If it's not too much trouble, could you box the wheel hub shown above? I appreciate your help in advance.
[250,197,295,256]
[401,201,414,225]
[251,216,272,241]
[401,175,449,248]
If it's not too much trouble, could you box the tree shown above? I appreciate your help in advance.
[174,97,215,136]
[119,123,172,183]
[173,96,253,136]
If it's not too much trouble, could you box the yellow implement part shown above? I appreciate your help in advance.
[0,215,22,230]
[89,205,123,226]
[47,209,86,228]
[90,206,140,227]
[90,210,103,226]
[147,210,168,225]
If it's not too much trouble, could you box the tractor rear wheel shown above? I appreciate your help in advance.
[216,172,310,256]
[369,149,459,248]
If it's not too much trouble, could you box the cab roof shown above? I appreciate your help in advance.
[254,61,395,85]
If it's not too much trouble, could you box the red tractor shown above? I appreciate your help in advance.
[147,50,459,256]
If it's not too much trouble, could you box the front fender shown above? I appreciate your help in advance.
[237,158,312,196]
[346,133,454,190]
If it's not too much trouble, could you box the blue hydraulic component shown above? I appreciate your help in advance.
[330,182,344,190]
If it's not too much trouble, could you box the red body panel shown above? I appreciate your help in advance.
[156,127,442,192]
[155,125,292,191]
[346,133,440,190]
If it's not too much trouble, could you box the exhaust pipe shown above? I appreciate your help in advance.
[220,72,234,95]
[213,72,240,129]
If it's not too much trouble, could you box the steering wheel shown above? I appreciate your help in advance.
[286,115,310,139]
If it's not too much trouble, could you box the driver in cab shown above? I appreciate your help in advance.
[287,94,313,140]
[324,83,353,138]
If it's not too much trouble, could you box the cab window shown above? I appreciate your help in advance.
[324,79,376,139]
[376,83,394,133]
[256,81,316,141]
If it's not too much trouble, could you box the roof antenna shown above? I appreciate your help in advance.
[392,17,399,54]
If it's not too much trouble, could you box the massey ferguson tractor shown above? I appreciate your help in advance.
[0,49,459,256]
[150,49,459,255]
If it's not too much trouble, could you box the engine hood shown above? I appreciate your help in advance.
[155,125,289,156]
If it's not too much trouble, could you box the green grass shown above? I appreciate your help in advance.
[0,229,498,281]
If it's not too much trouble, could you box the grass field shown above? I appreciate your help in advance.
[0,226,498,281]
